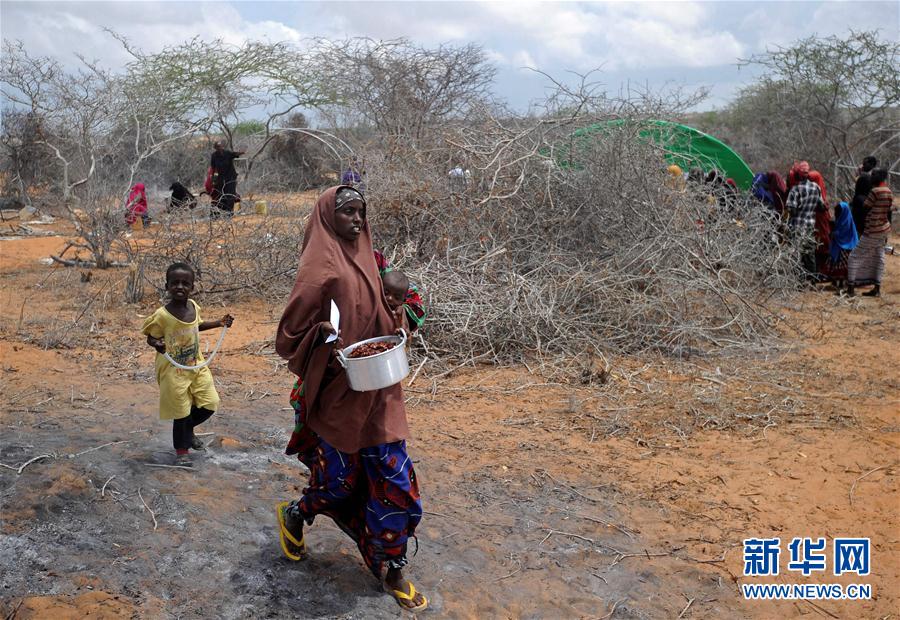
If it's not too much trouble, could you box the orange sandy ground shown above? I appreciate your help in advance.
[0,213,897,619]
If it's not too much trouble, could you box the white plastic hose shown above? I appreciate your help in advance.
[162,325,228,370]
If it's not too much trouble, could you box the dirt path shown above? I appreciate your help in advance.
[1,226,898,619]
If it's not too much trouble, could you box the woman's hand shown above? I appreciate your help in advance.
[321,322,345,358]
[220,314,235,327]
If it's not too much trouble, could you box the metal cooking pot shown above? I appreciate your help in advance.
[336,329,409,392]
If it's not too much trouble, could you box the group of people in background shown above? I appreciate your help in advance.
[125,143,893,298]
[124,141,246,227]
[751,157,893,297]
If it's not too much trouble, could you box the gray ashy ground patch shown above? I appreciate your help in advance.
[1,411,439,618]
[1,399,727,618]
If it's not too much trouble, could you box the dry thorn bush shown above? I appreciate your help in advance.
[361,117,800,376]
[136,199,313,302]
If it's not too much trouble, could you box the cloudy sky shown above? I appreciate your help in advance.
[2,1,898,111]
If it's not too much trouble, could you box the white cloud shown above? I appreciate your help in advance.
[738,1,898,54]
[810,1,898,37]
[480,2,597,65]
[484,48,509,65]
[1,0,897,112]
[595,3,744,70]
[194,4,305,46]
[512,49,538,71]
[474,2,744,71]
[0,1,306,70]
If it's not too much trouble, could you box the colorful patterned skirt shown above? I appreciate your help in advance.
[847,233,887,286]
[284,382,422,579]
[823,249,851,281]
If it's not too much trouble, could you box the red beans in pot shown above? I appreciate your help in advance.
[347,341,396,358]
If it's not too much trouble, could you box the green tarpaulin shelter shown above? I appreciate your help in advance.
[566,119,754,190]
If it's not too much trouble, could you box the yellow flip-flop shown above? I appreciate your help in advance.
[275,501,307,561]
[384,580,428,612]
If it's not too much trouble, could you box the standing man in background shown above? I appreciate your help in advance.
[210,141,245,216]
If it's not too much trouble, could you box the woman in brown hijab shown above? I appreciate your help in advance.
[274,186,427,611]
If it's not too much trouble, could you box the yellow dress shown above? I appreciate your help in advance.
[141,299,220,420]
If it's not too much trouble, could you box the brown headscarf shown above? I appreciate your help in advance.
[275,186,408,453]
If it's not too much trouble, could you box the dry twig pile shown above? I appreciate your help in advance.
[364,118,799,372]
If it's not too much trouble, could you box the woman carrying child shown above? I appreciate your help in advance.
[284,258,424,456]
[274,186,427,611]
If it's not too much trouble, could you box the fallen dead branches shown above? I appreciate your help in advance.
[537,469,605,503]
[1,440,130,475]
[68,440,128,459]
[677,595,695,619]
[848,464,894,506]
[609,549,674,569]
[145,463,196,472]
[598,599,625,620]
[3,599,24,620]
[100,475,116,497]
[0,454,53,475]
[539,528,597,546]
[50,255,129,268]
[492,559,522,582]
[568,512,638,540]
[137,487,158,530]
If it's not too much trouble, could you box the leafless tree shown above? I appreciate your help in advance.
[314,38,496,152]
[1,33,342,267]
[729,30,899,190]
[0,108,52,207]
[117,35,336,175]
[1,38,209,266]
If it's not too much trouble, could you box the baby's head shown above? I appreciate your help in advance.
[382,270,409,311]
[165,262,195,300]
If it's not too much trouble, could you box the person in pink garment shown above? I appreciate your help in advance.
[125,182,150,226]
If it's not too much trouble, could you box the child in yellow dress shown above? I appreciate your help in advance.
[142,262,234,467]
